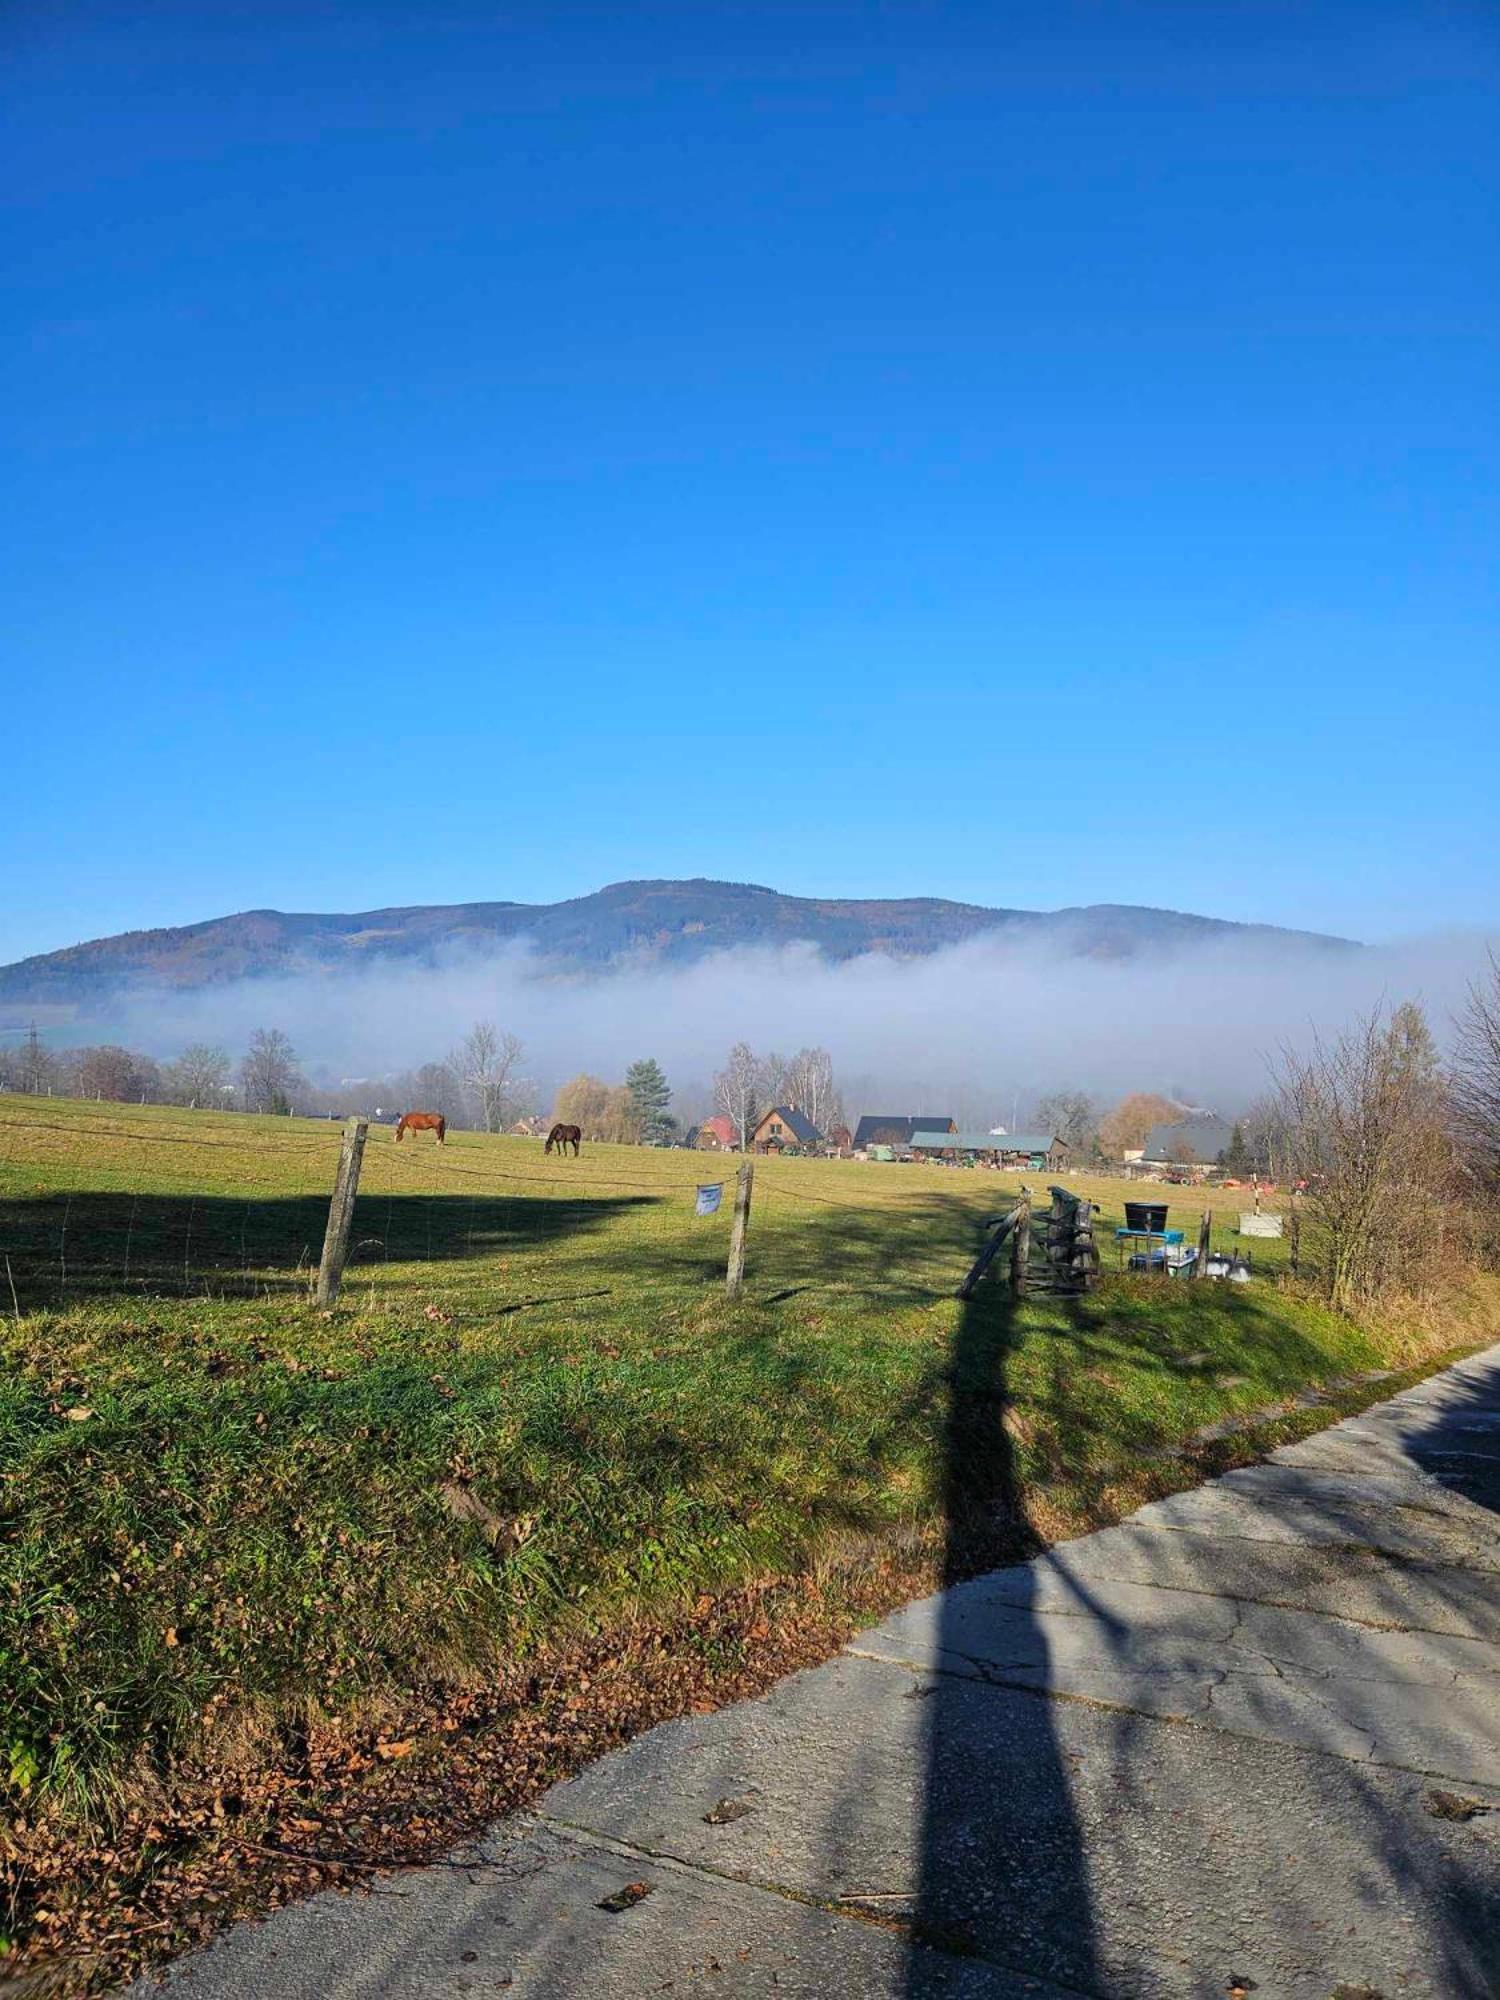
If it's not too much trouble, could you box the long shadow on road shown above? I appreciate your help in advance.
[901,1305,1500,1997]
[904,1282,1103,1994]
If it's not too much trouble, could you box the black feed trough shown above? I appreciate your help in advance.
[1124,1201,1169,1234]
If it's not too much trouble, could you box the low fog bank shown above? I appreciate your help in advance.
[109,928,1496,1120]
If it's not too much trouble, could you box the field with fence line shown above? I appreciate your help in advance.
[2,1092,1492,1983]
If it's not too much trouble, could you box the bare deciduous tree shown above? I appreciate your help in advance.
[1452,951,1500,1201]
[0,1026,56,1097]
[759,1050,790,1112]
[784,1047,840,1132]
[1270,1000,1453,1310]
[68,1045,151,1102]
[713,1042,761,1152]
[167,1043,232,1108]
[1033,1089,1098,1156]
[239,1028,303,1114]
[405,1060,465,1123]
[452,1021,526,1133]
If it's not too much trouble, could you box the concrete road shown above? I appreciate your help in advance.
[132,1346,1500,1998]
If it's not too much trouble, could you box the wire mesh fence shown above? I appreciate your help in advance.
[2,1096,1287,1326]
[0,1100,1023,1317]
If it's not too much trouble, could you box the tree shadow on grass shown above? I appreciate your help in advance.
[636,1185,997,1300]
[0,1189,655,1307]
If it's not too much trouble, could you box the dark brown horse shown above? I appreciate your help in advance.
[544,1122,581,1157]
[396,1110,446,1144]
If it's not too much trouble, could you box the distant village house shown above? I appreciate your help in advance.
[696,1115,737,1151]
[1140,1118,1236,1170]
[751,1105,823,1155]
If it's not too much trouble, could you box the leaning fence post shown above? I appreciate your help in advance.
[956,1205,1017,1301]
[725,1159,754,1298]
[1288,1193,1300,1279]
[316,1117,368,1307]
[1193,1207,1212,1279]
[1010,1195,1032,1299]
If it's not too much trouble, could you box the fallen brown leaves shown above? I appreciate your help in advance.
[0,1553,939,1997]
[1,1390,1400,1999]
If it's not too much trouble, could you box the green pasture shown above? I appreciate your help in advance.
[0,1095,1485,1836]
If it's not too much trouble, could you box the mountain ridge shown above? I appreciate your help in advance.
[0,877,1356,1014]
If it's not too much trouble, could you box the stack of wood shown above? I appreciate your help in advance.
[1045,1185,1099,1294]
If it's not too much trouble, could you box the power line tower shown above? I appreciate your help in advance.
[22,1022,49,1096]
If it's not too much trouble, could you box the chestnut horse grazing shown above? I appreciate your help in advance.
[396,1111,446,1144]
[544,1123,582,1156]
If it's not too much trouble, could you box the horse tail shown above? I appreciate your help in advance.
[395,1117,406,1141]
[437,1117,446,1144]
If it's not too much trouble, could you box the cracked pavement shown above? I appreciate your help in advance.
[131,1345,1500,1997]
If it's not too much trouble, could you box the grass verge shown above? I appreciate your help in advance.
[1,1097,1494,1989]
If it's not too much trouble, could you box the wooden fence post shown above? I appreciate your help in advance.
[316,1117,368,1307]
[1193,1208,1212,1279]
[1288,1194,1300,1279]
[725,1160,754,1298]
[1010,1194,1032,1299]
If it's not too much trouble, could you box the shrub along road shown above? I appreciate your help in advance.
[132,1344,1500,1998]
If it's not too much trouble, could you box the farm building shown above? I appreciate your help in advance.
[910,1130,1004,1163]
[827,1123,854,1156]
[1141,1118,1235,1169]
[912,1130,1069,1171]
[994,1133,1069,1171]
[695,1115,738,1151]
[851,1114,956,1152]
[752,1105,823,1154]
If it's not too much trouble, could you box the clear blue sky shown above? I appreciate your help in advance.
[6,0,1497,961]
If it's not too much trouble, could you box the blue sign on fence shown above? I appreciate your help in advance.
[695,1183,724,1217]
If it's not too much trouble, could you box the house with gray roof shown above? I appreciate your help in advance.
[851,1114,955,1152]
[1141,1117,1236,1167]
[752,1105,824,1153]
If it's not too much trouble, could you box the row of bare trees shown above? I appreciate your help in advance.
[0,1018,535,1132]
[711,1044,844,1150]
[330,1023,533,1131]
[1262,971,1500,1312]
[0,1027,301,1114]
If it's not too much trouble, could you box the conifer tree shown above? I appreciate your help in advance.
[625,1056,673,1143]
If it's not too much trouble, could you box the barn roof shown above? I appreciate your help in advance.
[852,1115,955,1149]
[910,1130,1063,1154]
[909,1130,1006,1152]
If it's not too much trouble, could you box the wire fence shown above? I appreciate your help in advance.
[0,1108,1001,1315]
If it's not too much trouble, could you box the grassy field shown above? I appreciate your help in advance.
[1,1094,1494,1975]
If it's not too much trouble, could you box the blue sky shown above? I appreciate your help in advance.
[5,0,1497,961]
